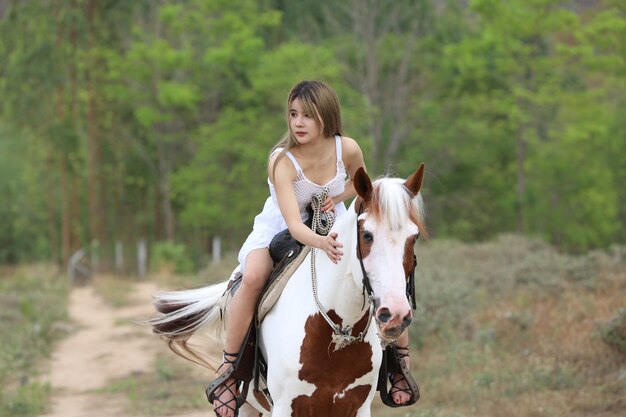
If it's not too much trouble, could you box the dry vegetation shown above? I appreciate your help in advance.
[112,235,625,417]
[0,265,68,417]
[6,236,622,417]
[400,235,626,417]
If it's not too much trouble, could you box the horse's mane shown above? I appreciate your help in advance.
[369,178,428,237]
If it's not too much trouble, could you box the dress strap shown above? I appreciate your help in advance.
[271,147,301,171]
[335,135,343,161]
[285,151,303,172]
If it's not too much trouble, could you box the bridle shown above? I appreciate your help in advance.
[309,194,418,351]
[355,201,418,324]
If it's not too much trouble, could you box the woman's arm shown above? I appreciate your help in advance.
[270,153,343,263]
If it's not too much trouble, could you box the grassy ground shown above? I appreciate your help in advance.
[5,235,624,417]
[400,235,626,417]
[97,353,208,416]
[0,264,69,417]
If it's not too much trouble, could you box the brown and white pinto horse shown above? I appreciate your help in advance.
[150,164,426,417]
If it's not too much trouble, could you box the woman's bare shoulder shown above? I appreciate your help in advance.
[340,136,365,169]
[268,151,297,183]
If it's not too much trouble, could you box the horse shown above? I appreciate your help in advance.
[149,164,426,417]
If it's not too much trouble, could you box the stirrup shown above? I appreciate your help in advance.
[206,351,245,417]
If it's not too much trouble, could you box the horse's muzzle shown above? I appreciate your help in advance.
[376,307,412,338]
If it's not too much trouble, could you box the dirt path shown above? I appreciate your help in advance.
[40,282,209,417]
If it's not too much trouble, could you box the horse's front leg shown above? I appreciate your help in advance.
[356,408,372,417]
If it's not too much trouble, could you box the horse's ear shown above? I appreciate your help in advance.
[404,163,425,197]
[353,167,373,201]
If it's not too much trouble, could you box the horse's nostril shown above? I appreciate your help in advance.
[402,314,412,327]
[377,308,392,323]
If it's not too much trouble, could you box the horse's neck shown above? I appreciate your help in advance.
[313,209,367,326]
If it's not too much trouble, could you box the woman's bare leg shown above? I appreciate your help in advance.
[213,249,273,417]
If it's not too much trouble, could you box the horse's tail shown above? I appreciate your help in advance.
[148,281,229,369]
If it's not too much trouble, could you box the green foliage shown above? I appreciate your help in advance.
[150,241,194,274]
[0,126,50,263]
[171,40,364,237]
[403,0,625,251]
[0,0,624,268]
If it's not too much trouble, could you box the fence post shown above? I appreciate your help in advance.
[91,240,99,275]
[137,239,147,279]
[212,236,222,264]
[115,240,124,274]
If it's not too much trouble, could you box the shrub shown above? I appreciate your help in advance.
[411,234,621,345]
[599,307,626,354]
[150,241,194,274]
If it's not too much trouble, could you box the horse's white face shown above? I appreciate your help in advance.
[353,164,425,343]
[357,211,418,340]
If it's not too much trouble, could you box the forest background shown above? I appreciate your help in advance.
[0,0,624,270]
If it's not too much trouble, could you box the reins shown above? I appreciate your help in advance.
[309,189,375,351]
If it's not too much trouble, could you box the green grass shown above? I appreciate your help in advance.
[0,264,69,417]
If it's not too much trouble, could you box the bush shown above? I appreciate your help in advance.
[411,234,621,345]
[599,307,626,354]
[150,241,194,274]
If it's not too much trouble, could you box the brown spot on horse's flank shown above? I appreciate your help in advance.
[292,311,373,416]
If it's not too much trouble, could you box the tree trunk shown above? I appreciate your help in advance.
[86,0,107,270]
[69,0,80,255]
[157,145,175,240]
[348,0,423,172]
[516,131,527,233]
[55,12,70,267]
[60,152,71,266]
[46,156,59,265]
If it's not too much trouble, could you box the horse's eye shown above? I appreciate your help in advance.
[362,231,374,243]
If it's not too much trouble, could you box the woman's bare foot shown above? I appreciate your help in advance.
[212,376,239,417]
[208,351,240,417]
[390,346,412,405]
[390,356,411,404]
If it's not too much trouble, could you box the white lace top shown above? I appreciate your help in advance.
[237,135,348,272]
[269,135,347,218]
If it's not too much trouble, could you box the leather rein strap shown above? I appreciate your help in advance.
[356,201,374,300]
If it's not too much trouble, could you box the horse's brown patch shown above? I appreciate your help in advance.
[292,310,373,416]
[291,384,371,417]
[403,236,417,282]
[357,219,372,260]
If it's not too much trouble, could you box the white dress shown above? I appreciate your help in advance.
[238,135,348,272]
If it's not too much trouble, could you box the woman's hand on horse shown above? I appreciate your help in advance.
[322,196,337,217]
[322,232,343,263]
